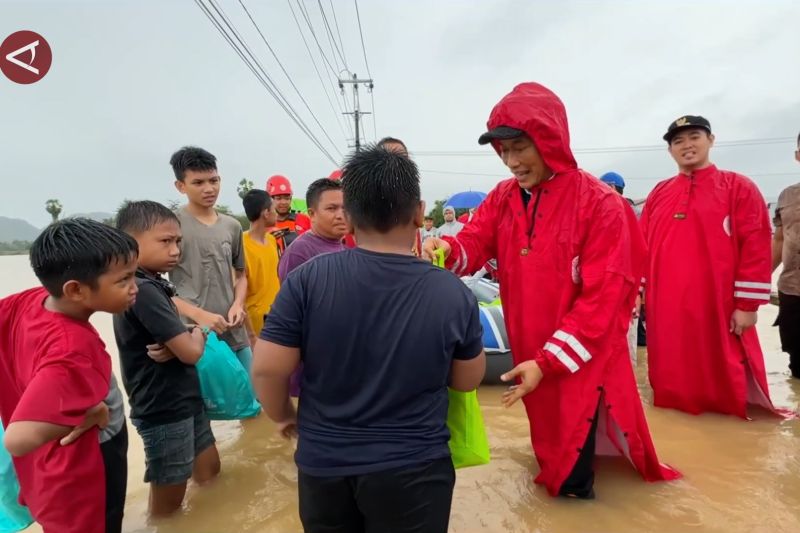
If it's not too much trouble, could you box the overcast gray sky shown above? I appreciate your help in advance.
[2,0,798,228]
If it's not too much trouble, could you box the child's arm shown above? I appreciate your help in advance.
[173,296,229,334]
[4,401,108,456]
[227,269,248,328]
[161,326,207,365]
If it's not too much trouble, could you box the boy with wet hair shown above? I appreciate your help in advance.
[253,145,486,533]
[0,218,138,533]
[115,201,220,516]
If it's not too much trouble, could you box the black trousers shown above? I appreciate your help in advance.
[298,457,455,533]
[778,291,800,378]
[558,404,599,499]
[100,424,128,533]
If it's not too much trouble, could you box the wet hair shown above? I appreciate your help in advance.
[169,146,217,182]
[30,218,138,297]
[306,178,342,209]
[116,200,179,235]
[342,145,420,233]
[242,189,273,222]
[378,137,408,152]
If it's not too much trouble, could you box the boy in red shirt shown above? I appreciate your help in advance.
[0,218,139,533]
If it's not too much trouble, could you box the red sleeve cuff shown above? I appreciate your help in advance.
[532,348,562,378]
[441,236,463,272]
[734,301,761,312]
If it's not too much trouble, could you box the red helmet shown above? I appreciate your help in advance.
[266,175,292,196]
[328,169,343,181]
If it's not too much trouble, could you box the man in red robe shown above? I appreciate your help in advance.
[640,115,788,419]
[423,82,679,498]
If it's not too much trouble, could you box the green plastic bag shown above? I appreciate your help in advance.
[433,248,491,468]
[447,389,491,469]
[196,333,261,420]
[0,422,34,533]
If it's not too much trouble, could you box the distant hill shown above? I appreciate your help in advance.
[0,216,40,242]
[69,211,114,222]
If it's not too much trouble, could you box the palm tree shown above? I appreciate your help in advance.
[237,179,254,199]
[45,199,62,222]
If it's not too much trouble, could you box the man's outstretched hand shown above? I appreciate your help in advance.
[421,237,451,263]
[500,360,544,408]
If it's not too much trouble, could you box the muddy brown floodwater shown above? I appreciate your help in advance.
[2,254,796,533]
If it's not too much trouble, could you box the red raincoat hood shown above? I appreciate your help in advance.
[486,82,578,174]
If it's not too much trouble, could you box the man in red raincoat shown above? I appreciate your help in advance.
[423,82,679,498]
[640,116,787,419]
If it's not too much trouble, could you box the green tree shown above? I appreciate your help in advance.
[427,199,446,227]
[45,199,62,222]
[237,179,254,199]
[167,200,181,211]
[215,205,233,216]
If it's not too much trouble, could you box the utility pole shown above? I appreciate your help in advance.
[339,72,373,152]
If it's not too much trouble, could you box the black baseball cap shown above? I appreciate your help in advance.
[478,126,526,145]
[663,115,711,142]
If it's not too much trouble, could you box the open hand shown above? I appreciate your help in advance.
[500,360,544,408]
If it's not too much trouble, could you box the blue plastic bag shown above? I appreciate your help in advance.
[195,333,261,420]
[0,422,34,533]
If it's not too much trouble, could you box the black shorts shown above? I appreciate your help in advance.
[100,424,128,533]
[298,457,456,533]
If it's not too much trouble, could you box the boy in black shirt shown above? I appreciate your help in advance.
[254,146,486,533]
[114,201,220,516]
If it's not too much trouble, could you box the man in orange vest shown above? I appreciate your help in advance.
[266,175,311,255]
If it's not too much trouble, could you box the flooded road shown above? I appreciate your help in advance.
[3,254,798,533]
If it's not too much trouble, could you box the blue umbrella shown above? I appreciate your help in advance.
[445,191,487,209]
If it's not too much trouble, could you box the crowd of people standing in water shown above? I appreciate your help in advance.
[1,81,798,533]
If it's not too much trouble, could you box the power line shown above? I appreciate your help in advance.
[237,0,343,156]
[353,0,372,78]
[295,0,352,120]
[207,0,334,160]
[296,0,338,79]
[351,0,375,140]
[317,0,347,70]
[413,137,797,157]
[327,0,348,66]
[286,0,353,141]
[196,0,338,165]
